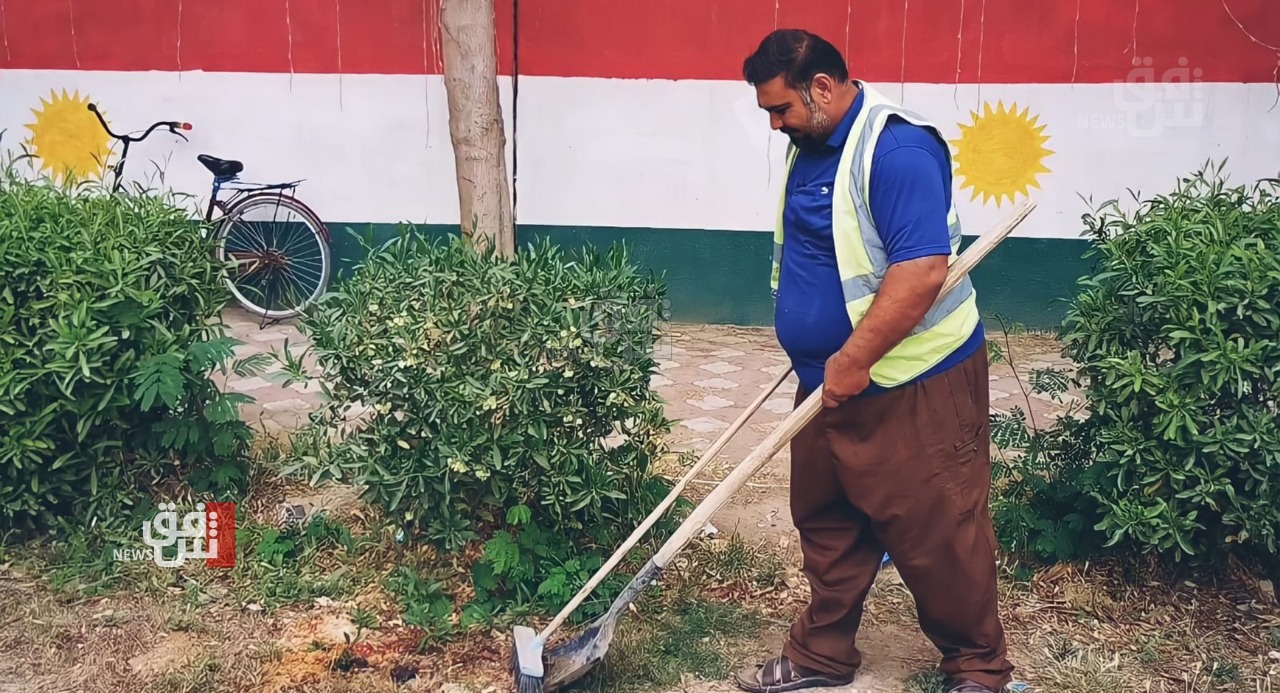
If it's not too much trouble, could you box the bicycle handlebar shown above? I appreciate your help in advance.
[87,102,192,143]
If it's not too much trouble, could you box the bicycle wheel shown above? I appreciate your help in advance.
[213,192,332,320]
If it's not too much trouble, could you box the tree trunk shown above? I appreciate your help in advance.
[439,0,515,257]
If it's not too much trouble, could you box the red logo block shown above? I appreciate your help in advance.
[205,502,236,568]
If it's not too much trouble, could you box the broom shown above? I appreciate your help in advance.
[513,198,1037,693]
[509,365,795,688]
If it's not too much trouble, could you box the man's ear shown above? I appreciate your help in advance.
[811,74,835,104]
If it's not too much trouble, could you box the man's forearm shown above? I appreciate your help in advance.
[836,255,949,371]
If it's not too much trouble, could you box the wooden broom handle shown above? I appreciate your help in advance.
[650,198,1037,569]
[537,365,793,638]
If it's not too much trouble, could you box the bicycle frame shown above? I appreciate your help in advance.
[202,177,305,224]
[87,103,305,226]
[86,103,331,326]
[86,103,190,192]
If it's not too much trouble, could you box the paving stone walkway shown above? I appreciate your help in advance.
[209,307,326,438]
[218,310,1078,439]
[217,306,1080,543]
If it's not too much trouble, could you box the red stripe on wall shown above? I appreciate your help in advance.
[2,0,1276,83]
[520,0,1280,83]
[0,0,514,75]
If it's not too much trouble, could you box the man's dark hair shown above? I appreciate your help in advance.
[742,29,849,90]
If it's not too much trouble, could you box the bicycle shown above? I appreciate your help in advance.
[88,103,332,322]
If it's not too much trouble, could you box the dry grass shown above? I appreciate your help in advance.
[997,558,1279,693]
[0,579,273,693]
[671,552,1279,693]
[0,560,470,693]
[0,520,791,693]
[3,515,1277,693]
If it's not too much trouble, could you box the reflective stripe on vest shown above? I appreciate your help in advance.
[770,81,981,386]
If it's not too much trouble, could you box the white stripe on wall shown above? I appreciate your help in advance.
[0,70,513,230]
[517,77,1280,238]
[3,70,1278,240]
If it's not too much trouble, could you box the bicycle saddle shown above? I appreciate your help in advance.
[198,154,244,178]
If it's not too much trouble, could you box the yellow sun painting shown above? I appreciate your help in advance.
[24,89,112,183]
[949,101,1054,207]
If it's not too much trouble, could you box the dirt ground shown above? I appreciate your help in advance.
[2,471,1276,693]
[2,320,1276,693]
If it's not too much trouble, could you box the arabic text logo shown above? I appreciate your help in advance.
[115,501,236,568]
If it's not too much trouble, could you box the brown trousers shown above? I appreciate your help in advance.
[781,347,1014,690]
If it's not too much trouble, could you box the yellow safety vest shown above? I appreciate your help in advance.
[770,81,981,388]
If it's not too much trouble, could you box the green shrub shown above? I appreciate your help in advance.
[293,231,683,627]
[0,167,258,532]
[988,399,1106,564]
[981,319,1106,564]
[1057,163,1280,561]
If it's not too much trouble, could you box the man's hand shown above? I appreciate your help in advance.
[822,349,871,407]
[820,254,949,408]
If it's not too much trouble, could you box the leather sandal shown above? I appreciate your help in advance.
[733,654,855,692]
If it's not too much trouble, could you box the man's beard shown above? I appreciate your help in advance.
[784,128,823,149]
[784,102,832,149]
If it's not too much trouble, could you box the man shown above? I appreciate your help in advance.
[732,29,1016,693]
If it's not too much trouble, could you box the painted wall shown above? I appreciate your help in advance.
[2,0,1278,329]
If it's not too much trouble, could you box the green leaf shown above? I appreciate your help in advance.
[131,353,186,411]
[483,531,521,575]
[232,352,275,378]
[471,561,499,591]
[506,504,532,526]
[188,337,239,372]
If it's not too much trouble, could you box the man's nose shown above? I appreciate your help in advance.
[770,113,783,130]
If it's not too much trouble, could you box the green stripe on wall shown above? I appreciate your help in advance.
[327,223,1093,332]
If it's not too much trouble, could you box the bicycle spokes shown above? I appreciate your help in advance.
[215,195,331,321]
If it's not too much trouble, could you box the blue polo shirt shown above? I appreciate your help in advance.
[774,88,984,395]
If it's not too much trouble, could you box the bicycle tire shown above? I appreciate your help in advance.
[213,192,332,320]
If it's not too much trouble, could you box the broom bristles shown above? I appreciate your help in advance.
[511,631,547,693]
[516,673,546,693]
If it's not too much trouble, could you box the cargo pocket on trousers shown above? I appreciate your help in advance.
[941,427,982,519]
[939,371,985,518]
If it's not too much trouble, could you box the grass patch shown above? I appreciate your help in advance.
[560,531,787,692]
[683,531,786,591]
[217,513,374,612]
[579,594,764,693]
[1027,636,1129,691]
[140,649,270,693]
[0,483,398,642]
[904,669,947,693]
